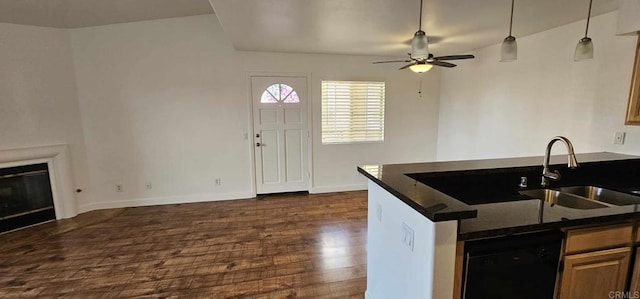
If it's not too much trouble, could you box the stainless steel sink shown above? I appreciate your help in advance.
[520,189,611,209]
[558,186,640,206]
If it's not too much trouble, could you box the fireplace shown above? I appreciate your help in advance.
[0,163,56,233]
[0,144,78,227]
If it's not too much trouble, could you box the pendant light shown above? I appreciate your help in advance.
[500,0,517,62]
[574,0,594,61]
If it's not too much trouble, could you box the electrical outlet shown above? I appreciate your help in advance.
[116,184,123,192]
[614,132,626,145]
[215,178,221,186]
[145,182,152,190]
[401,222,415,251]
[376,203,383,222]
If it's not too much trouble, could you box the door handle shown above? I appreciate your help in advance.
[256,143,261,147]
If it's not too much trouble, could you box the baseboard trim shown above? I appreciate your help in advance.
[78,184,368,213]
[309,184,367,194]
[78,191,254,213]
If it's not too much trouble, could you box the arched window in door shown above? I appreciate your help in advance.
[260,83,300,104]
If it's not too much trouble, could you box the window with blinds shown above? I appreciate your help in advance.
[321,81,385,144]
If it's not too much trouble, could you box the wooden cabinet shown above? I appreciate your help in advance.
[565,224,633,254]
[559,224,634,299]
[559,247,631,299]
[630,248,640,293]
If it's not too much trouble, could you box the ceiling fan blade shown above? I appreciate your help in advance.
[399,62,417,70]
[432,54,475,61]
[372,60,412,64]
[428,60,457,68]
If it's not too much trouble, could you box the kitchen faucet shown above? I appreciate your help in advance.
[541,136,579,187]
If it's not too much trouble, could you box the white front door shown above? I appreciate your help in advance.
[251,76,309,194]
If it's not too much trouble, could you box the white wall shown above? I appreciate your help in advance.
[69,15,440,209]
[0,23,89,206]
[436,11,640,161]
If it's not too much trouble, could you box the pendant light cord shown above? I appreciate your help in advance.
[418,0,423,31]
[418,73,423,98]
[584,0,593,37]
[508,0,514,36]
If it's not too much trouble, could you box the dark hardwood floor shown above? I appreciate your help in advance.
[0,191,368,298]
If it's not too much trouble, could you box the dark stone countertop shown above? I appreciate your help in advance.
[357,152,640,240]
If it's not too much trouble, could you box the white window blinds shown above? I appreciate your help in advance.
[321,81,385,144]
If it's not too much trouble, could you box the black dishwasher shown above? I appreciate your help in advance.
[462,231,563,299]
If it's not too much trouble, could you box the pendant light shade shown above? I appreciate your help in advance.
[574,0,594,61]
[574,37,594,60]
[500,0,517,62]
[501,36,517,62]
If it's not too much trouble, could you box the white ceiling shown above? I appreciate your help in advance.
[0,0,213,28]
[0,0,619,56]
[209,0,618,56]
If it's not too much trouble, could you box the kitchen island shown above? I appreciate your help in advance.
[358,152,640,299]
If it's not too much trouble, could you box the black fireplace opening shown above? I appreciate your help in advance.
[0,163,56,233]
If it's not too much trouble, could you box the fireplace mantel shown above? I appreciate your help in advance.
[0,144,77,219]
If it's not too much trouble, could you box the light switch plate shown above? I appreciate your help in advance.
[401,222,415,251]
[614,132,626,145]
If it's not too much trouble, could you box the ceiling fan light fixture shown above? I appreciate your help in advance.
[411,30,429,60]
[574,0,594,61]
[371,0,474,71]
[500,0,517,62]
[409,62,433,73]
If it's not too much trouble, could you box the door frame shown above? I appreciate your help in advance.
[246,72,313,196]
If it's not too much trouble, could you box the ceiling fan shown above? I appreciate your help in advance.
[372,0,475,72]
